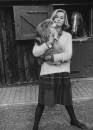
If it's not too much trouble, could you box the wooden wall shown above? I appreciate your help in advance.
[0,5,93,85]
[71,38,93,78]
[0,7,39,84]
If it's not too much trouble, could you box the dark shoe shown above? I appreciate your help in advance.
[32,126,38,130]
[32,128,38,130]
[70,120,87,129]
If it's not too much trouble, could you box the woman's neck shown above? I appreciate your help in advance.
[56,27,62,33]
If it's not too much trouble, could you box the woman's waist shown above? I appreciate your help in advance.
[40,72,70,78]
[40,62,70,75]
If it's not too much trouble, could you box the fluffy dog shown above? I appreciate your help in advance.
[35,19,63,65]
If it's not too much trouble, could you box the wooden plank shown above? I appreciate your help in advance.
[19,86,26,102]
[16,45,25,82]
[7,87,17,103]
[0,0,92,3]
[0,10,6,83]
[1,87,12,104]
[35,85,39,102]
[89,7,92,37]
[14,86,21,103]
[23,46,30,82]
[0,35,5,83]
[25,85,31,102]
[30,86,36,102]
[1,10,13,83]
[5,8,19,83]
[0,88,7,103]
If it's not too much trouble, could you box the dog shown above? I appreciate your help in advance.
[35,19,63,65]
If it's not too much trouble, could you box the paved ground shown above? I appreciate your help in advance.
[0,77,93,106]
[0,78,93,130]
[0,98,93,130]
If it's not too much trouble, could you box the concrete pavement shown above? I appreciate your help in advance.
[0,77,93,106]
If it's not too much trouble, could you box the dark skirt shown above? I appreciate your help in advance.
[38,72,72,107]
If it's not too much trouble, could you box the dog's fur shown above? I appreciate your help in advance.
[35,19,63,65]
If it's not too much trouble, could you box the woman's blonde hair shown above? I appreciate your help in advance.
[50,9,70,30]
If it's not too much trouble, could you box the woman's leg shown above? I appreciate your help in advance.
[33,103,45,130]
[65,105,87,129]
[62,73,87,129]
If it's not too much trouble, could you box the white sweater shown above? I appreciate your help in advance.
[32,31,72,75]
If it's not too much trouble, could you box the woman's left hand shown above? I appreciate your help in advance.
[48,36,55,45]
[45,56,51,60]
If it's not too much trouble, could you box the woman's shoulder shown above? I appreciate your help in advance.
[63,31,72,37]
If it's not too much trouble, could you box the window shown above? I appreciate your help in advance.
[53,4,93,39]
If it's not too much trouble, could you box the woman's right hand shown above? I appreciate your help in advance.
[48,36,55,45]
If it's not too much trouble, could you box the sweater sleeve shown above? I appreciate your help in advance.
[54,33,72,62]
[32,42,49,57]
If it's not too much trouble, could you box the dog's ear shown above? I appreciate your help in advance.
[36,19,54,42]
[41,21,48,28]
[41,19,54,29]
[36,23,43,36]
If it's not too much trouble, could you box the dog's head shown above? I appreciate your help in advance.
[36,19,57,43]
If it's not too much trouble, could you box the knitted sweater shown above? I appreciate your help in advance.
[32,31,72,75]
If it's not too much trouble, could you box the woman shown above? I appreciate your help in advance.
[32,9,87,130]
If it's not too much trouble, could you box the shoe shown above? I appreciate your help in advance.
[32,126,38,130]
[70,120,87,129]
[32,128,38,130]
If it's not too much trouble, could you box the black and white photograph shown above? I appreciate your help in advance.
[0,0,93,130]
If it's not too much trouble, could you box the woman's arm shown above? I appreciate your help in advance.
[53,33,72,62]
[32,42,49,57]
[32,36,55,57]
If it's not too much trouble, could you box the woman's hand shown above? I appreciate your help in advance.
[45,55,54,62]
[48,36,55,45]
[45,36,55,49]
[45,55,51,60]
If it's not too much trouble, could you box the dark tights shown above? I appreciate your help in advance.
[65,105,77,122]
[33,103,45,130]
[32,103,86,130]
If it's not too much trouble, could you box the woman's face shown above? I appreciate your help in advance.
[53,12,65,27]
